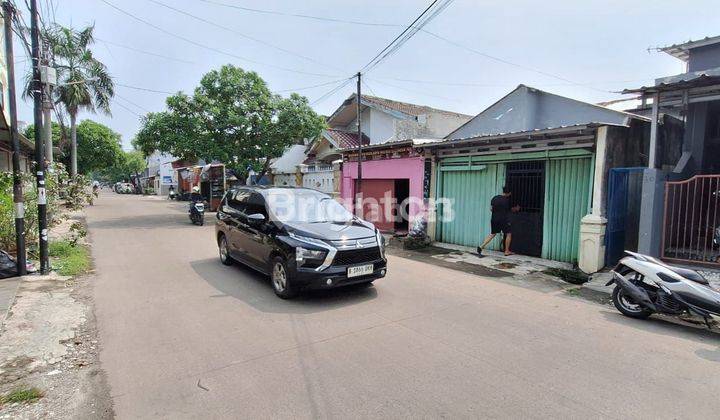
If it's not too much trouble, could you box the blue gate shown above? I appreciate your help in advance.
[605,168,645,266]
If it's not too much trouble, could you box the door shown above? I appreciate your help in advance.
[225,188,253,263]
[437,163,506,249]
[605,168,644,266]
[359,179,395,231]
[541,158,592,263]
[244,192,273,269]
[505,161,545,257]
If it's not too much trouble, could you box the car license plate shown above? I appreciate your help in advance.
[347,264,373,278]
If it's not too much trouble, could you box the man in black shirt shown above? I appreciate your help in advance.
[477,186,519,256]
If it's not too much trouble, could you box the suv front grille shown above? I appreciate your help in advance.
[333,247,381,266]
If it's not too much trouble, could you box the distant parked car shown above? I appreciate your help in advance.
[215,186,387,298]
[114,182,134,194]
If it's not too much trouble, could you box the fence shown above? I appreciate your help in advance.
[273,173,298,187]
[662,175,720,266]
[302,167,334,193]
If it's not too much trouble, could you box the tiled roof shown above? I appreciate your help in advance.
[359,94,472,119]
[325,128,370,149]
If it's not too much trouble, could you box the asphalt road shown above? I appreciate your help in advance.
[87,192,720,419]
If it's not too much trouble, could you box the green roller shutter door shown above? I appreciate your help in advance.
[437,163,506,249]
[541,157,592,262]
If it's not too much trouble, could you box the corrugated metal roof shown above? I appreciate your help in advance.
[421,123,631,149]
[622,67,720,93]
[360,94,472,119]
[660,35,720,62]
[327,93,472,125]
[324,128,370,149]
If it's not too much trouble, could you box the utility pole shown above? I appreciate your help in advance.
[355,72,362,215]
[41,40,54,163]
[30,0,49,274]
[3,2,27,276]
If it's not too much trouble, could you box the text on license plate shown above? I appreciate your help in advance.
[347,264,373,278]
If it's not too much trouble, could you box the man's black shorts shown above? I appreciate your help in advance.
[491,218,511,234]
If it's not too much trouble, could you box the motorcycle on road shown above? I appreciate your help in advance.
[608,251,720,328]
[189,201,205,226]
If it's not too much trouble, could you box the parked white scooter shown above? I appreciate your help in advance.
[608,251,720,328]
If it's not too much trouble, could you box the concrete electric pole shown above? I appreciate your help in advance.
[3,2,27,275]
[30,0,49,273]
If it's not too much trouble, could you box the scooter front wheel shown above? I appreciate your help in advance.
[612,286,653,319]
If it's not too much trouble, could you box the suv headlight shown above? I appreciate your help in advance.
[376,229,386,259]
[296,247,327,266]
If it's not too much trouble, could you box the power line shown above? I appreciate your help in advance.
[275,78,352,93]
[368,77,460,103]
[98,0,342,78]
[197,0,401,28]
[146,0,345,73]
[199,0,612,94]
[113,100,142,117]
[310,78,355,106]
[418,29,611,93]
[360,0,446,74]
[115,82,175,94]
[372,75,653,88]
[311,0,451,106]
[115,93,152,113]
[95,36,196,65]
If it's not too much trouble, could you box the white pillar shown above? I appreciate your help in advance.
[648,92,660,168]
[579,126,608,273]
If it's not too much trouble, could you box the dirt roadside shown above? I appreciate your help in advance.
[0,213,113,419]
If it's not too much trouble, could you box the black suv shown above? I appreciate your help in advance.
[215,186,387,298]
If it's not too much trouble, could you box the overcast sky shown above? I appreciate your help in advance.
[12,0,719,149]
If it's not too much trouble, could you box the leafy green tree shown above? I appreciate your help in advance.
[98,150,146,184]
[23,122,65,149]
[46,24,114,177]
[134,65,325,179]
[24,120,123,175]
[75,120,123,174]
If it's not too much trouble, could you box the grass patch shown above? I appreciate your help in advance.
[49,240,90,277]
[0,387,43,405]
[542,267,589,285]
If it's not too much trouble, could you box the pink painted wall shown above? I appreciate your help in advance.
[341,156,426,226]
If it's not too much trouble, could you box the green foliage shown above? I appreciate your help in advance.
[24,120,122,175]
[68,221,87,246]
[0,387,43,405]
[134,64,325,177]
[97,150,146,183]
[0,173,14,252]
[23,122,65,148]
[49,240,90,277]
[75,120,123,174]
[0,163,91,253]
[46,24,114,117]
[63,174,94,211]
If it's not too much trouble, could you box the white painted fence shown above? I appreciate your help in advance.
[302,165,334,194]
[273,173,298,187]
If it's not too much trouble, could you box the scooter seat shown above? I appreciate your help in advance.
[667,266,708,285]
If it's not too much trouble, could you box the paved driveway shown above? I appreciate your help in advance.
[87,192,720,419]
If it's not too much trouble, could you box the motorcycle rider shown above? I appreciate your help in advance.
[190,186,202,203]
[188,186,205,225]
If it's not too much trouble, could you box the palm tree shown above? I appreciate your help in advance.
[47,25,114,176]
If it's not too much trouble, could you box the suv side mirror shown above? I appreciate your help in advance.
[247,213,266,225]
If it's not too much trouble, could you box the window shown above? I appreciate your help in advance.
[228,189,251,213]
[245,192,268,218]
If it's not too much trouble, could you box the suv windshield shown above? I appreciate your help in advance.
[265,189,354,223]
